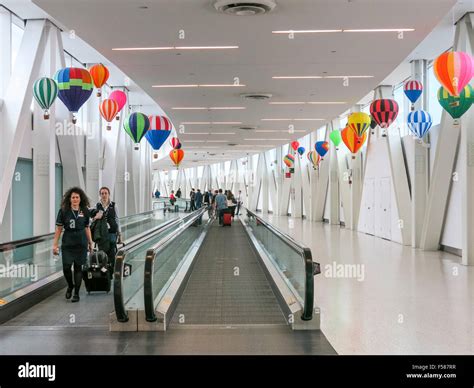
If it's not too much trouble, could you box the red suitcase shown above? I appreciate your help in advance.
[223,212,232,226]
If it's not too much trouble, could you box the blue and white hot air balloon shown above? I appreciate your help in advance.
[407,110,432,139]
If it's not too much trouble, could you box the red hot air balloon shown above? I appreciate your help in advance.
[404,80,423,110]
[370,99,399,136]
[434,51,474,97]
[109,90,127,120]
[99,99,119,130]
[291,141,299,151]
[89,63,109,97]
[170,137,182,149]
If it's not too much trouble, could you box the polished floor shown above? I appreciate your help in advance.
[260,214,474,355]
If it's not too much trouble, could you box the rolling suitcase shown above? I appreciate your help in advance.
[223,212,232,226]
[82,250,111,293]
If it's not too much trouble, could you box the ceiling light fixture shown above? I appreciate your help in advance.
[112,46,239,51]
[172,107,246,110]
[244,138,290,141]
[180,121,242,125]
[261,118,325,121]
[212,132,236,135]
[182,132,210,135]
[272,75,373,79]
[272,28,414,34]
[269,101,346,105]
[153,84,245,88]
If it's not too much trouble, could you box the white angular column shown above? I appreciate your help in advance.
[328,120,340,225]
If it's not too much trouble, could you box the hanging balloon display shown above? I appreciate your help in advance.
[407,110,433,139]
[55,67,93,123]
[307,150,320,170]
[433,51,474,97]
[437,85,473,123]
[124,112,150,150]
[329,130,342,150]
[297,146,305,156]
[170,149,184,168]
[89,63,109,97]
[99,99,119,130]
[33,77,58,119]
[370,99,399,132]
[315,141,329,159]
[347,112,371,140]
[283,154,295,168]
[109,90,127,120]
[170,137,182,149]
[341,126,367,159]
[404,80,423,110]
[291,141,299,151]
[146,115,173,158]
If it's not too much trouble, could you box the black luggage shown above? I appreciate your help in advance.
[82,250,111,293]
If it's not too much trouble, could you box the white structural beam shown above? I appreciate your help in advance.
[337,150,351,226]
[349,105,363,230]
[328,119,340,224]
[309,131,318,221]
[420,15,467,253]
[314,126,330,221]
[292,152,303,218]
[262,153,269,214]
[0,19,48,227]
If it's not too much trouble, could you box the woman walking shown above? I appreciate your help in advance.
[52,187,93,302]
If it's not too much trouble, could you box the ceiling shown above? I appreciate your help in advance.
[13,0,462,167]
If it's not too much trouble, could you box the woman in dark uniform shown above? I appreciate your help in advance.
[91,187,121,271]
[52,187,93,302]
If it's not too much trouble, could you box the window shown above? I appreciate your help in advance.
[393,83,408,137]
[428,64,443,126]
[11,18,24,69]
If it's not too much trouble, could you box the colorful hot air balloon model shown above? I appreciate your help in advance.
[170,149,184,168]
[297,146,305,156]
[404,80,423,110]
[407,110,432,139]
[347,112,371,141]
[437,85,474,124]
[307,150,320,170]
[170,137,182,149]
[341,126,367,159]
[315,141,329,160]
[55,67,93,124]
[124,112,150,150]
[146,115,173,158]
[89,63,109,97]
[33,77,58,119]
[291,141,299,152]
[370,99,399,136]
[283,154,295,168]
[329,130,342,150]
[433,51,474,97]
[99,99,119,130]
[109,90,127,120]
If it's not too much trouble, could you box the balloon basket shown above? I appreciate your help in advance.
[454,119,460,126]
[134,144,140,151]
[153,153,158,160]
[336,147,339,151]
[72,116,77,124]
[116,115,120,121]
[352,155,356,160]
[97,91,101,97]
[106,124,111,131]
[410,105,415,111]
[43,111,49,120]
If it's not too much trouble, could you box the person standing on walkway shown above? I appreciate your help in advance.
[226,189,237,218]
[190,188,196,211]
[236,190,243,215]
[176,188,182,198]
[215,189,228,226]
[53,187,93,303]
[195,189,203,209]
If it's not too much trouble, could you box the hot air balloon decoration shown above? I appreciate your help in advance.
[170,149,184,168]
[109,90,127,120]
[315,141,329,160]
[297,146,305,156]
[283,154,295,168]
[341,126,367,159]
[329,130,342,150]
[33,77,58,119]
[99,99,119,130]
[170,137,182,149]
[89,63,109,97]
[146,115,173,158]
[437,85,474,124]
[407,110,432,139]
[307,150,320,170]
[370,99,399,136]
[55,67,93,124]
[291,141,299,152]
[404,80,423,110]
[434,51,474,97]
[347,112,371,141]
[124,112,150,150]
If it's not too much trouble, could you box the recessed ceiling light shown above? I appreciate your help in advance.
[180,121,242,125]
[272,28,414,34]
[244,138,290,141]
[185,140,206,143]
[272,29,342,34]
[112,46,239,51]
[172,107,246,110]
[269,101,346,105]
[272,75,373,79]
[213,132,236,135]
[153,84,245,88]
[261,118,325,121]
[183,132,210,135]
[207,140,229,142]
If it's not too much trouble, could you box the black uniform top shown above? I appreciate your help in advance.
[93,201,119,234]
[56,207,90,251]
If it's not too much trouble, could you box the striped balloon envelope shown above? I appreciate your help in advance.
[370,99,399,129]
[407,110,432,139]
[404,80,423,106]
[89,63,109,97]
[315,141,329,159]
[307,150,320,169]
[109,90,127,120]
[33,77,58,119]
[347,112,371,138]
[99,99,119,130]
[341,126,367,159]
[170,137,182,149]
[170,149,184,168]
[283,154,295,168]
[145,115,172,156]
[149,115,173,131]
[437,85,474,121]
[124,112,150,150]
[434,51,474,97]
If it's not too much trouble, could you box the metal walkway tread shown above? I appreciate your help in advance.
[171,219,287,326]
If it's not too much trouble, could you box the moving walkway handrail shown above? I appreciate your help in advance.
[244,208,320,321]
[144,207,207,322]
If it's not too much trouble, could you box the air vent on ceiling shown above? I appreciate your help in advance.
[214,0,276,15]
[227,143,238,146]
[240,93,272,101]
[239,125,257,131]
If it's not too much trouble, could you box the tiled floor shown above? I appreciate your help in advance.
[260,214,474,355]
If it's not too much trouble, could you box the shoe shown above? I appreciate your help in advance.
[65,288,73,299]
[71,294,80,303]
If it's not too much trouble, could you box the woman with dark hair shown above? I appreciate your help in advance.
[52,187,93,302]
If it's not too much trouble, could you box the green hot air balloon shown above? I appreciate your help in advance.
[329,129,342,150]
[437,84,474,123]
[33,77,58,119]
[124,112,150,150]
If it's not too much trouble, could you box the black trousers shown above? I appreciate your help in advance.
[63,262,83,294]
